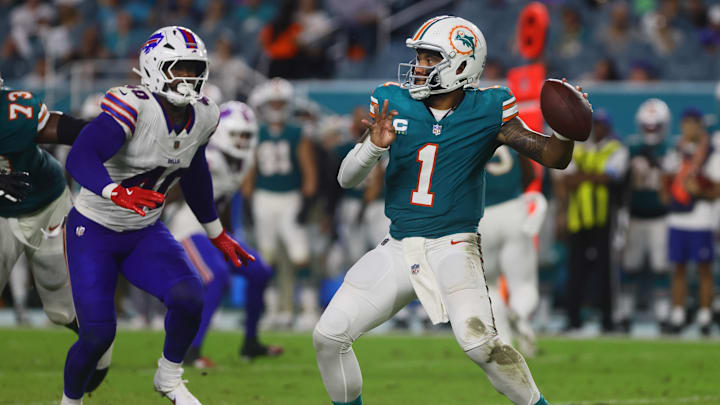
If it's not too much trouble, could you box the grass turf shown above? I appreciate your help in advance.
[0,328,718,405]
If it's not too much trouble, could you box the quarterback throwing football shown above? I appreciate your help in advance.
[314,16,587,405]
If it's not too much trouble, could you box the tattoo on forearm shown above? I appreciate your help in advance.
[500,119,548,163]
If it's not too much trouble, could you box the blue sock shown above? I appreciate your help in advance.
[333,396,362,405]
[534,394,548,405]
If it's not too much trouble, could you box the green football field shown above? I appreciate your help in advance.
[1,328,719,405]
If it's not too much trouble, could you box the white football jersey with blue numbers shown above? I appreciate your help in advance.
[74,84,219,232]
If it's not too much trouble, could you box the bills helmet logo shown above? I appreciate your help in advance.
[142,33,164,54]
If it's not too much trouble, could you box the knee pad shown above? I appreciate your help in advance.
[313,324,351,355]
[457,315,498,352]
[164,277,204,316]
[44,306,76,326]
[465,335,518,365]
[79,322,116,358]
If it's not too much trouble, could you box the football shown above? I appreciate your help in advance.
[540,78,592,141]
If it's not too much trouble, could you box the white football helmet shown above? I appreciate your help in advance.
[399,16,487,100]
[636,98,671,145]
[133,26,208,107]
[213,101,258,160]
[248,78,294,124]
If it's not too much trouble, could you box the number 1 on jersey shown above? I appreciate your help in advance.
[411,143,438,207]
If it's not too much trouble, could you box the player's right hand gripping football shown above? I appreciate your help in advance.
[0,171,31,203]
[109,185,165,216]
[362,99,398,148]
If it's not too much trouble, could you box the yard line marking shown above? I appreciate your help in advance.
[552,395,720,405]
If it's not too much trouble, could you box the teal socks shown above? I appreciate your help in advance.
[333,396,362,405]
[534,394,548,405]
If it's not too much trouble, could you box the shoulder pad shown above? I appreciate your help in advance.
[369,83,405,119]
[486,86,518,124]
[101,86,146,138]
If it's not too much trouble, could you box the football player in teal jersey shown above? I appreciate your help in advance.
[0,73,111,393]
[313,16,587,405]
[617,98,672,333]
[246,78,319,330]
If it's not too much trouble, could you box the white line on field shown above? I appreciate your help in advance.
[552,395,720,405]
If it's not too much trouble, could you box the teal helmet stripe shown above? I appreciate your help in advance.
[418,16,453,40]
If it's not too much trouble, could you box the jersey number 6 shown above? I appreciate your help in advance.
[410,143,438,207]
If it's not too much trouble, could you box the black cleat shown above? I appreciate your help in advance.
[700,324,712,337]
[240,339,284,361]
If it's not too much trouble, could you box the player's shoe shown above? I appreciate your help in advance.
[60,393,82,405]
[240,339,284,361]
[153,356,202,405]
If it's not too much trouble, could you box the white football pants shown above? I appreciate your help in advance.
[313,232,541,405]
[0,188,75,325]
[251,189,310,265]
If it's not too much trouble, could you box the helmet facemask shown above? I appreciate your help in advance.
[157,59,208,106]
[398,47,453,100]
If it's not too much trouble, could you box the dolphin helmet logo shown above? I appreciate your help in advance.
[449,26,477,59]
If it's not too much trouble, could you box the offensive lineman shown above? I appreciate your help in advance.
[60,27,254,405]
[0,74,111,393]
[313,16,588,405]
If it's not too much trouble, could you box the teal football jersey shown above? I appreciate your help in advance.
[372,83,516,239]
[627,136,668,218]
[0,88,65,218]
[484,145,523,207]
[255,124,303,192]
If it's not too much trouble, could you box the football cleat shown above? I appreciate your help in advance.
[154,357,202,405]
[240,339,284,361]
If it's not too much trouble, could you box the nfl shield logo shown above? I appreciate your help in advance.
[174,141,180,149]
[432,124,442,136]
[410,264,420,274]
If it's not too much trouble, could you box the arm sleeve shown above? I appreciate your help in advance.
[65,112,126,195]
[337,136,388,188]
[179,144,219,224]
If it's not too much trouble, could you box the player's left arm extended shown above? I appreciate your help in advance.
[497,117,574,170]
[35,112,89,145]
[179,144,254,267]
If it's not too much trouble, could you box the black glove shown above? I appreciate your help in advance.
[0,171,32,203]
[296,196,314,224]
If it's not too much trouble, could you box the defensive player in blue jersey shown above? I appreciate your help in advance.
[60,27,254,405]
[0,73,112,394]
[313,16,587,405]
[168,101,282,366]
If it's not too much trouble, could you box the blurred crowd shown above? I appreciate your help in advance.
[2,0,720,94]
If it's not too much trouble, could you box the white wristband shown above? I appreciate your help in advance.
[553,131,572,142]
[101,183,119,199]
[355,136,388,166]
[202,218,223,239]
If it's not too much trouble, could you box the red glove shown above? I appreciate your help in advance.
[109,185,165,216]
[210,230,256,267]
